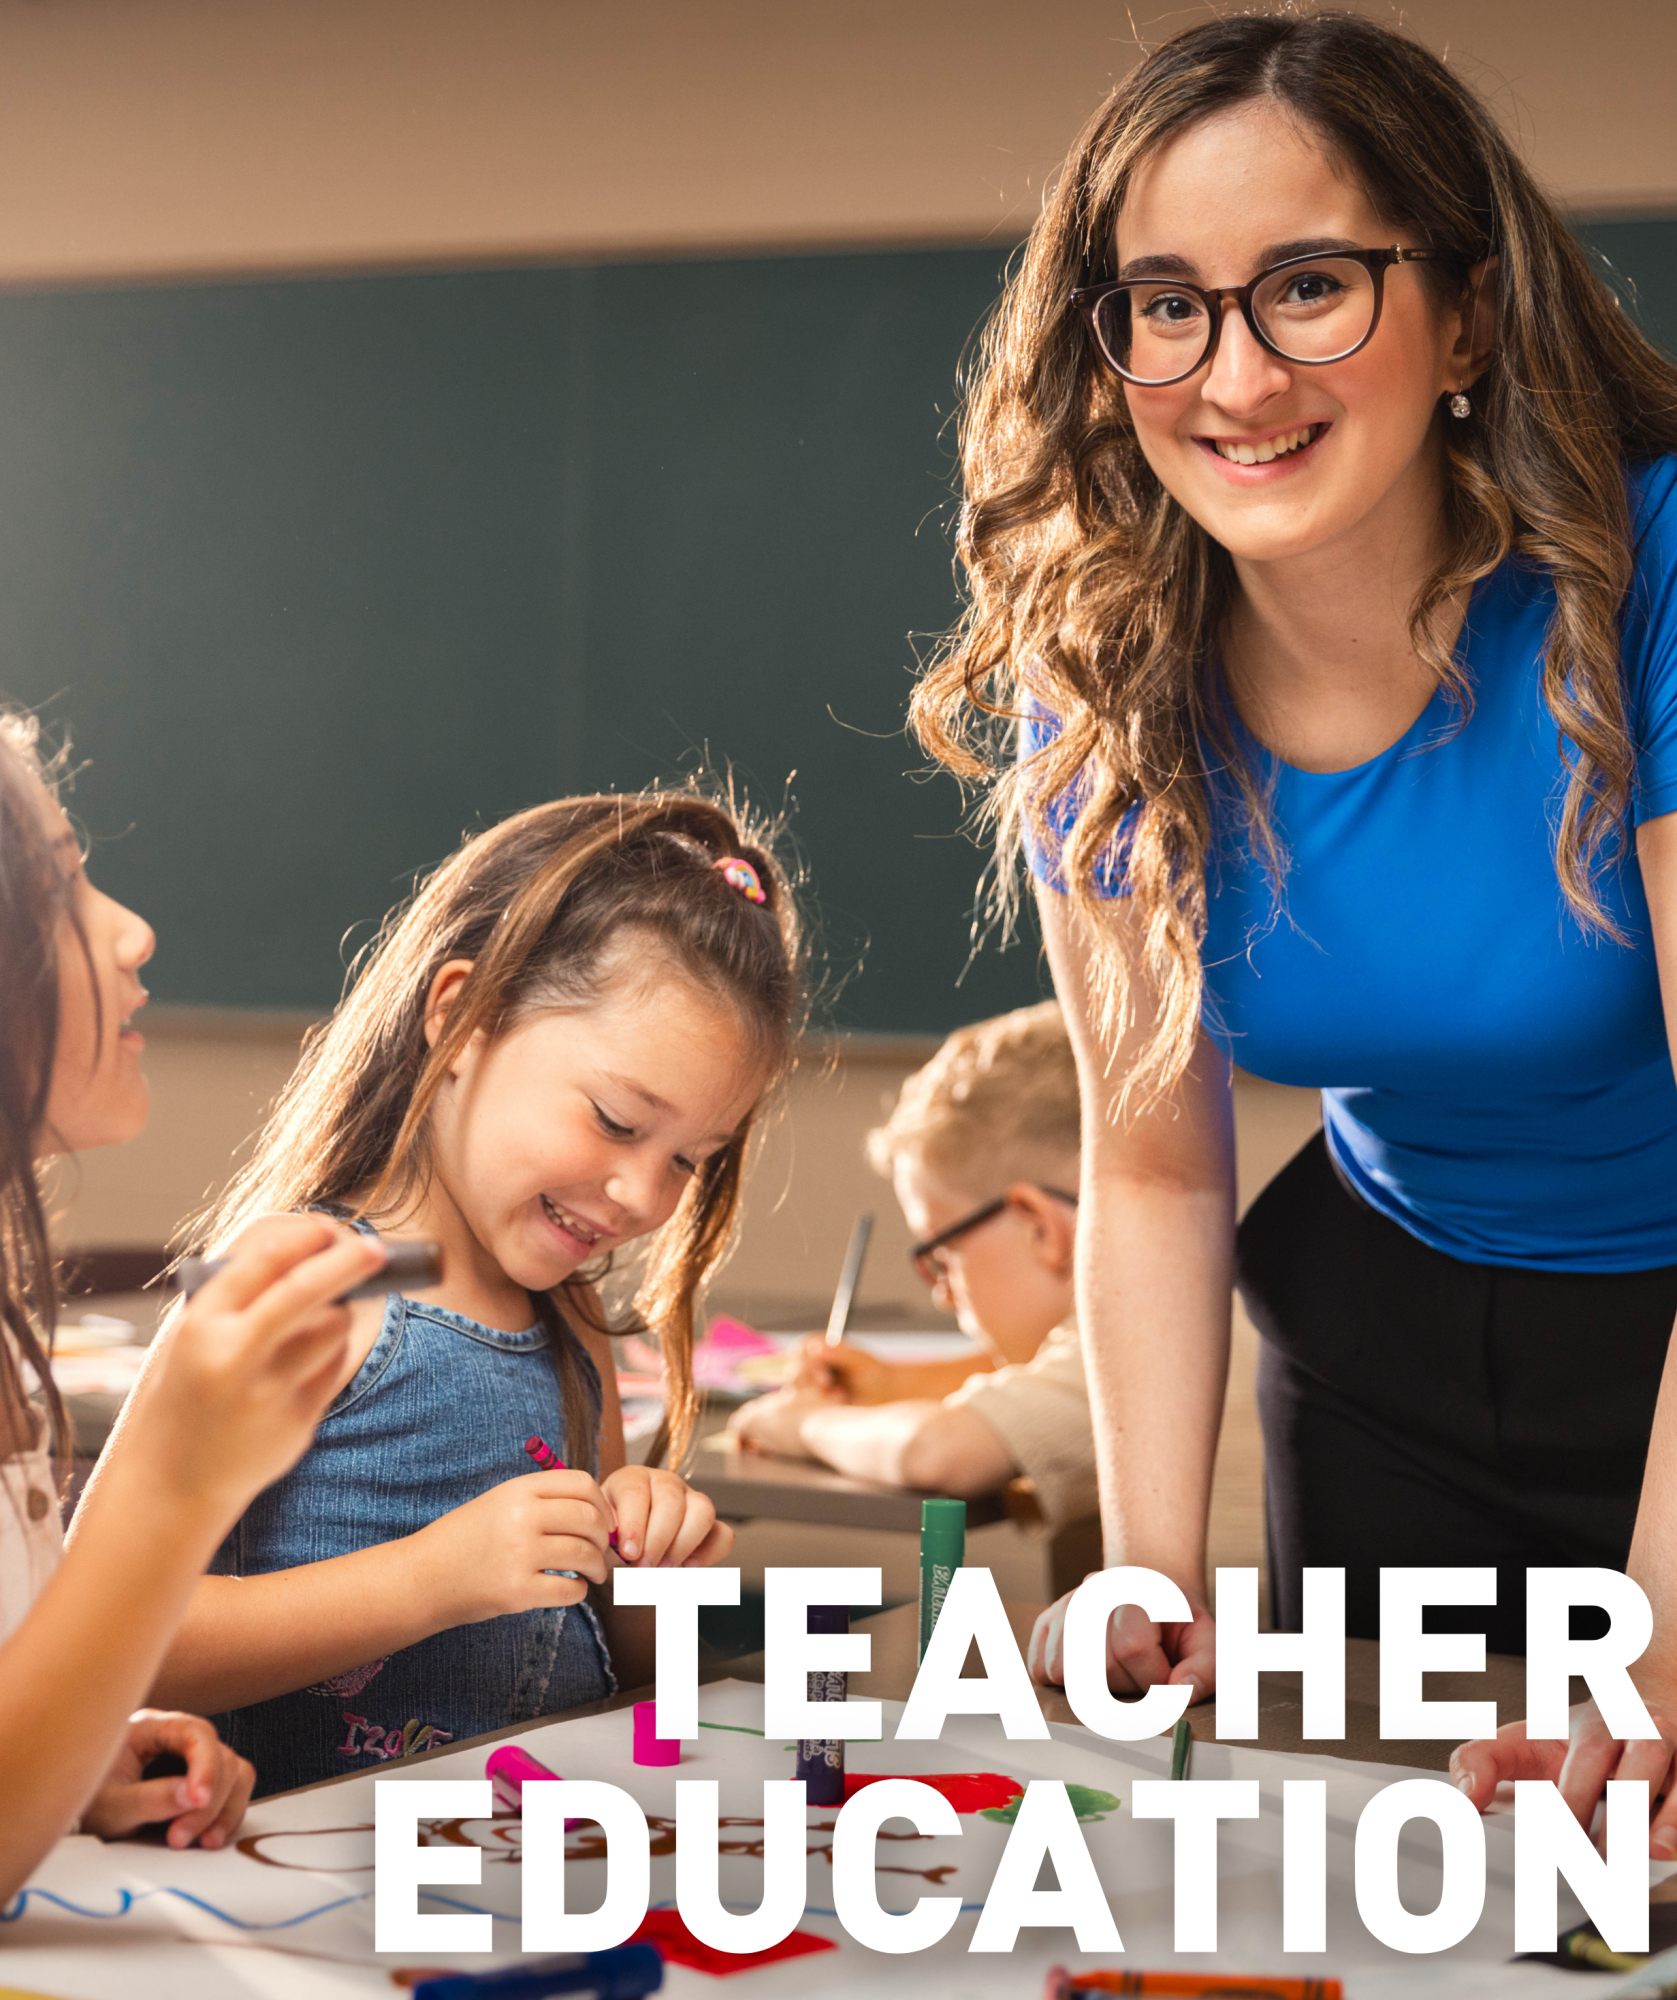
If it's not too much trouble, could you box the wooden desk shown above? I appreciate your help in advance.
[690,1438,1008,1533]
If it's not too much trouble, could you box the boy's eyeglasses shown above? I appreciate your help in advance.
[908,1186,1080,1289]
[1070,246,1446,387]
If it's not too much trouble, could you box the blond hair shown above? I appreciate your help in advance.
[867,1001,1080,1194]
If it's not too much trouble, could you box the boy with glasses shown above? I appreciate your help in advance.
[728,1002,1098,1526]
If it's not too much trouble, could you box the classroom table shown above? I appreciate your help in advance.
[688,1436,1009,1533]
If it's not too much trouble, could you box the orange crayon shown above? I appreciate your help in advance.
[1045,1974,1342,2000]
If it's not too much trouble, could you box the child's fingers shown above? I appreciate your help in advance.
[190,1214,355,1313]
[608,1479,653,1564]
[662,1491,723,1569]
[166,1749,257,1851]
[634,1476,693,1567]
[534,1535,610,1585]
[678,1518,736,1567]
[196,1755,257,1851]
[84,1774,189,1836]
[124,1709,224,1811]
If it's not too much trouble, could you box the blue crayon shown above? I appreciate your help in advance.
[796,1602,849,1807]
[409,1943,663,2000]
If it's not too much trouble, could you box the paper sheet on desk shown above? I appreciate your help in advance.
[1,1678,1601,1999]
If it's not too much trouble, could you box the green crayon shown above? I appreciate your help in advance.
[919,1497,966,1660]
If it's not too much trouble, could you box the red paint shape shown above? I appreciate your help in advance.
[633,1907,836,1975]
[842,1769,1023,1814]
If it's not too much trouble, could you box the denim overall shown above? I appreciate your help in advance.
[210,1291,614,1796]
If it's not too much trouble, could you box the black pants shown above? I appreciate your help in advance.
[1237,1133,1677,1654]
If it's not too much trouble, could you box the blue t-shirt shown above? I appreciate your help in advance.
[1026,456,1677,1273]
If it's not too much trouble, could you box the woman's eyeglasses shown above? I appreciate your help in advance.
[908,1186,1079,1289]
[1070,245,1445,388]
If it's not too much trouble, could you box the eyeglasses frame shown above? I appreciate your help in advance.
[907,1184,1080,1287]
[1070,245,1448,387]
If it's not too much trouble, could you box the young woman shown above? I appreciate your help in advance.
[911,10,1677,1838]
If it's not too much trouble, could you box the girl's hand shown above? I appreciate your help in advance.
[1027,1581,1217,1701]
[602,1465,734,1568]
[413,1470,615,1624]
[727,1388,821,1459]
[122,1215,386,1515]
[81,1711,255,1851]
[1451,1698,1677,1854]
[791,1337,893,1404]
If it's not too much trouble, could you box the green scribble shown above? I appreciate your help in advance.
[981,1783,1119,1825]
[697,1720,765,1736]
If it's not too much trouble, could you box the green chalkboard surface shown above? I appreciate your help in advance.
[0,249,1040,1030]
[0,221,1670,1029]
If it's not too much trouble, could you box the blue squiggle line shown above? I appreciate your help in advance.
[1,1883,366,1932]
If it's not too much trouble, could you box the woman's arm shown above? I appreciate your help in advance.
[1627,812,1677,1706]
[1453,811,1677,1843]
[1027,882,1237,1697]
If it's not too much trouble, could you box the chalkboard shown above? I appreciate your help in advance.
[0,221,1669,1030]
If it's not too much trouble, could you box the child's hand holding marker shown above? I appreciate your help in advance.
[526,1435,731,1569]
[107,1214,388,1516]
[409,1457,617,1623]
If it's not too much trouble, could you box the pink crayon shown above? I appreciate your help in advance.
[525,1434,620,1550]
[486,1743,580,1825]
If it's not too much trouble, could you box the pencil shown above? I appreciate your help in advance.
[1170,1714,1192,1781]
[824,1211,873,1346]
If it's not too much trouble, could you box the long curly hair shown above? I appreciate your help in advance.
[199,790,805,1468]
[912,10,1677,1108]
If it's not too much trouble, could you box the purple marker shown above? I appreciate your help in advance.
[795,1603,848,1807]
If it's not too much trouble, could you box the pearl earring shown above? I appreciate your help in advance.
[1449,390,1471,418]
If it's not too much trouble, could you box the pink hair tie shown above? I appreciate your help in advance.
[712,856,767,905]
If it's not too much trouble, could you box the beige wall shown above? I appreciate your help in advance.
[0,0,1670,290]
[50,1009,1319,1334]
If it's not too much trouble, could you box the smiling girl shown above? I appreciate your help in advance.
[912,10,1677,1835]
[151,793,798,1794]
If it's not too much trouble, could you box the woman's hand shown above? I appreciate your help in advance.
[791,1337,894,1404]
[117,1214,386,1518]
[80,1711,255,1851]
[412,1470,615,1623]
[1027,1581,1218,1701]
[727,1388,822,1459]
[1451,1698,1677,1854]
[602,1465,734,1569]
